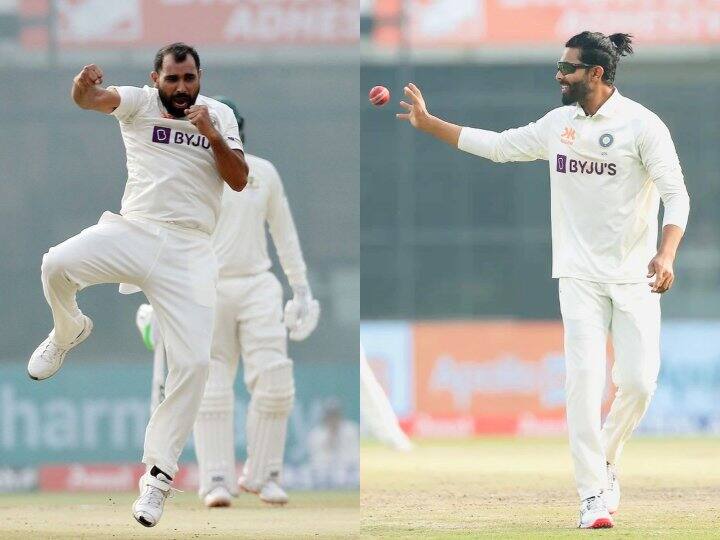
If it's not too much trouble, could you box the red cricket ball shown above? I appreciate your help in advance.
[369,85,390,107]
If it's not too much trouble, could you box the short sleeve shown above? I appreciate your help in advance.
[107,86,147,123]
[219,107,244,152]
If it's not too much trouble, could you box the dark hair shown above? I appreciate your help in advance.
[565,31,633,84]
[153,42,201,73]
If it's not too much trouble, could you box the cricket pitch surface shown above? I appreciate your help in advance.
[0,490,358,539]
[361,436,720,538]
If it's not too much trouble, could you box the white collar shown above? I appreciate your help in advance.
[573,87,622,119]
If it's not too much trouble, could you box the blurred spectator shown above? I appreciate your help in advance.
[308,397,359,488]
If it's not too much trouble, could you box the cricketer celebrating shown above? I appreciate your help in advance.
[397,31,690,529]
[27,43,248,528]
[135,99,319,508]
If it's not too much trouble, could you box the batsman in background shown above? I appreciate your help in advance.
[397,31,690,529]
[136,98,319,507]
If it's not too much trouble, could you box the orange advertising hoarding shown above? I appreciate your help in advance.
[21,0,358,49]
[407,321,613,436]
[374,0,720,47]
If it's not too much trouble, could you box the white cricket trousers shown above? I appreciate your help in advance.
[559,277,661,500]
[41,211,217,478]
[194,271,288,496]
[211,272,287,387]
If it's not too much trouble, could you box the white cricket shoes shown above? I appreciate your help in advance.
[604,463,620,515]
[133,473,172,527]
[239,476,289,505]
[259,480,289,505]
[28,316,93,380]
[204,485,232,508]
[578,495,614,529]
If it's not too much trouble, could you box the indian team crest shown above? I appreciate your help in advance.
[599,133,614,148]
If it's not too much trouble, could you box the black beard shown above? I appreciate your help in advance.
[158,88,198,118]
[561,79,589,106]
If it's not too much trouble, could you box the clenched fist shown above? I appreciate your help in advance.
[184,105,217,138]
[74,64,104,89]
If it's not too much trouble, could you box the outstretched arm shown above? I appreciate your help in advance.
[71,64,120,113]
[397,82,548,162]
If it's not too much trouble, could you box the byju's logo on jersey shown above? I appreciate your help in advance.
[556,153,616,176]
[151,126,211,149]
[152,126,171,144]
[556,154,567,173]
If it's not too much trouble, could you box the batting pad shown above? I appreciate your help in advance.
[244,359,295,490]
[194,370,236,497]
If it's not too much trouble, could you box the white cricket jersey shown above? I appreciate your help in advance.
[211,154,308,287]
[458,89,690,283]
[108,85,244,235]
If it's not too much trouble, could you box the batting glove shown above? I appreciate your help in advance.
[283,285,320,341]
[135,304,155,351]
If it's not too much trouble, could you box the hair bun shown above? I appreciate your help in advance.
[609,33,634,56]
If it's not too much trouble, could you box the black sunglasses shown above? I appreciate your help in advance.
[557,61,595,75]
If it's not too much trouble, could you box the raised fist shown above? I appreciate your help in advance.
[74,64,104,88]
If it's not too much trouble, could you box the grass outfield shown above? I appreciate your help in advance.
[361,437,720,539]
[0,490,358,539]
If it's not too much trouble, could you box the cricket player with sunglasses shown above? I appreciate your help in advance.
[397,31,689,529]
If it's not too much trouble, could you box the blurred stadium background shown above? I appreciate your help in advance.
[361,0,720,446]
[0,0,359,500]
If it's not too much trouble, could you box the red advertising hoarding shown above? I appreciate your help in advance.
[21,0,358,49]
[374,0,720,47]
[404,321,613,436]
[39,463,201,492]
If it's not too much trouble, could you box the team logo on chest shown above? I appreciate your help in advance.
[151,126,211,149]
[560,126,576,145]
[599,133,614,148]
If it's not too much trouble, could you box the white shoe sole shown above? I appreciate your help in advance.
[240,482,288,505]
[259,495,289,506]
[579,516,614,529]
[205,494,232,508]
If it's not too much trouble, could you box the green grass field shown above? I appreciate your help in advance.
[0,490,358,539]
[361,437,720,538]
